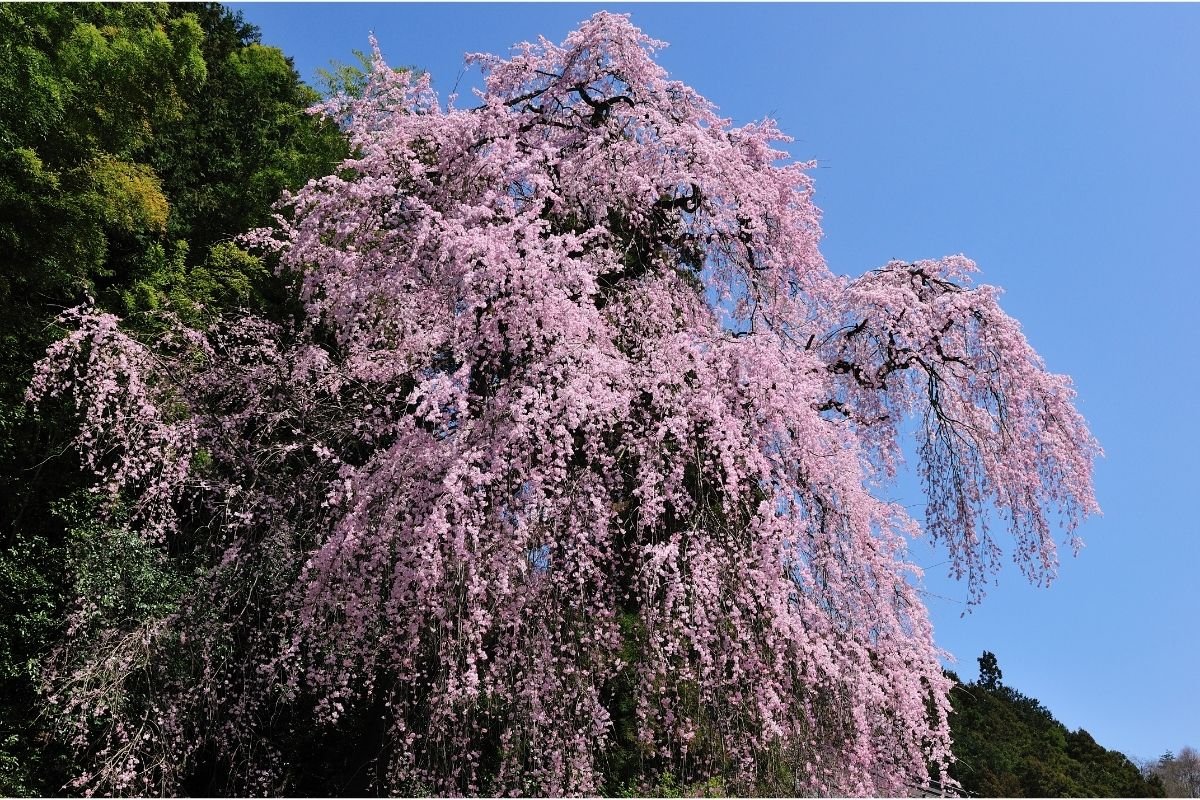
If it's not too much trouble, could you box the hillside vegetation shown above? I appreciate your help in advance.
[948,652,1164,797]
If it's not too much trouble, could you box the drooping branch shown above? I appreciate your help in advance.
[823,258,1100,600]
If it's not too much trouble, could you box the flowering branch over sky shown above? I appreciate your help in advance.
[30,13,1099,796]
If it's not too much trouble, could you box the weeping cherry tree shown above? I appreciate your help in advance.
[29,13,1099,796]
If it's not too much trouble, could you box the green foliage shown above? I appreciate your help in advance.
[947,654,1165,797]
[0,4,203,159]
[53,492,191,633]
[0,4,348,793]
[608,768,727,798]
[0,3,204,308]
[315,47,422,102]
[315,48,376,99]
[977,649,1002,690]
[0,382,87,796]
[149,7,348,265]
[602,611,648,794]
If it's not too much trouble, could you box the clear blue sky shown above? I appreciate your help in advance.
[230,2,1199,764]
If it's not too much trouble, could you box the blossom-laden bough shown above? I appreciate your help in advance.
[29,13,1099,796]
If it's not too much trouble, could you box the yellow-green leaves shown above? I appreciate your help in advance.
[86,156,169,233]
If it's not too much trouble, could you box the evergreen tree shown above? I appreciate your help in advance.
[978,650,1002,690]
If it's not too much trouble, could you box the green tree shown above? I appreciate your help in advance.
[0,8,205,792]
[978,650,1003,690]
[150,4,347,284]
[0,4,203,307]
[0,5,346,793]
[314,47,376,99]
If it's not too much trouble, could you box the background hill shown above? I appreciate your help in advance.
[948,652,1165,797]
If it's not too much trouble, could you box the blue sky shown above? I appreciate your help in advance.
[230,2,1199,763]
